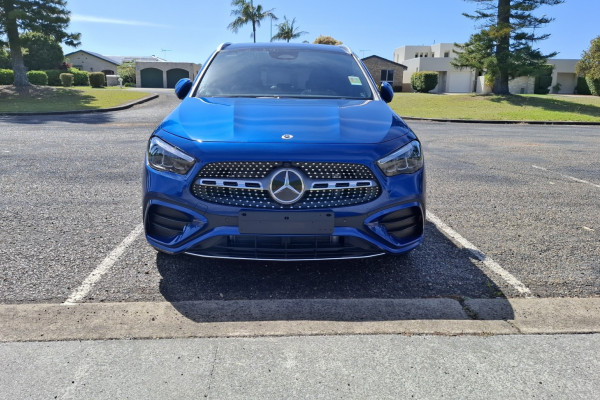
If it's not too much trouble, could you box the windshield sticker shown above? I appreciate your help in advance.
[348,76,362,85]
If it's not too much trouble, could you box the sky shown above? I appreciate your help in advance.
[62,0,599,64]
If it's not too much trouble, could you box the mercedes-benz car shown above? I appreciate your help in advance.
[143,42,425,260]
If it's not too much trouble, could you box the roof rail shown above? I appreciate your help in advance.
[338,45,352,54]
[217,43,232,51]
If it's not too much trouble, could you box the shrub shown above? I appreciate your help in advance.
[60,73,74,87]
[26,70,48,85]
[117,61,136,85]
[89,72,106,88]
[585,77,600,96]
[44,69,62,86]
[0,68,14,85]
[67,67,89,86]
[575,77,591,95]
[411,71,439,93]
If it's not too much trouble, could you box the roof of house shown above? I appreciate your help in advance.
[361,55,407,70]
[65,50,121,65]
[64,50,166,65]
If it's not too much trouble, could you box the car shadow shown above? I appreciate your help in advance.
[156,222,515,322]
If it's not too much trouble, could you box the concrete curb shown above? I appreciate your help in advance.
[0,93,159,116]
[1,298,599,342]
[401,116,600,125]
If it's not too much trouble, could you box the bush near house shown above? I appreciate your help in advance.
[586,77,600,96]
[44,70,62,86]
[67,67,89,86]
[117,62,136,85]
[60,73,74,87]
[411,71,438,93]
[89,72,106,88]
[26,71,48,85]
[576,77,591,95]
[0,68,14,85]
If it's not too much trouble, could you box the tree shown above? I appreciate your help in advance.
[228,0,277,43]
[21,31,64,70]
[0,0,80,86]
[271,16,307,43]
[117,61,136,86]
[576,36,600,96]
[313,35,342,45]
[453,0,563,94]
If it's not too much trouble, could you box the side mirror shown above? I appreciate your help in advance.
[174,78,192,100]
[379,81,394,103]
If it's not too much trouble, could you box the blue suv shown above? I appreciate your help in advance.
[143,43,425,260]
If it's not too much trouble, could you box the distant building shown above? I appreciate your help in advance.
[393,43,579,94]
[64,50,201,88]
[361,55,407,91]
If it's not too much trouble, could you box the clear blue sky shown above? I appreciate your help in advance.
[62,0,599,64]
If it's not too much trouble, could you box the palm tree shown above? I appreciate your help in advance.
[271,16,307,43]
[228,0,277,43]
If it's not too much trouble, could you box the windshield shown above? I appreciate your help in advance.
[196,47,373,100]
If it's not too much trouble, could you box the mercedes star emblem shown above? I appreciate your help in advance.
[269,169,305,204]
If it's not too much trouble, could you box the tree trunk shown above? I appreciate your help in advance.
[4,1,30,86]
[493,0,511,94]
[252,21,256,42]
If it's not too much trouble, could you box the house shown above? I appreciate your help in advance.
[64,50,121,75]
[64,50,201,88]
[393,43,579,94]
[361,55,407,91]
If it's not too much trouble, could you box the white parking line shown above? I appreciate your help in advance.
[426,212,534,298]
[63,224,144,305]
[532,165,600,189]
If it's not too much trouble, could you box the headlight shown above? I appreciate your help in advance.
[147,136,196,174]
[377,141,423,176]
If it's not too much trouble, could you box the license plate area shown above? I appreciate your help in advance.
[238,211,334,234]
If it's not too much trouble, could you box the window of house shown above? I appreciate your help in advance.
[444,52,450,57]
[380,69,394,84]
[415,53,419,58]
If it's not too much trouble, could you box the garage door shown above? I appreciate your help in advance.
[166,69,190,88]
[140,68,163,88]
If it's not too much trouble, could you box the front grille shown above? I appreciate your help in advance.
[378,207,423,242]
[192,161,381,209]
[186,235,384,260]
[146,205,193,239]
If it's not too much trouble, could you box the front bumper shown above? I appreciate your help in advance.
[143,163,426,261]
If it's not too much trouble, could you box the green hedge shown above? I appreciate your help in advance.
[67,67,89,86]
[60,73,74,87]
[89,72,106,88]
[26,70,48,85]
[411,71,439,93]
[0,68,14,85]
[585,77,600,96]
[44,69,62,86]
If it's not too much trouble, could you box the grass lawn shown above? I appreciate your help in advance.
[390,93,600,122]
[0,85,152,113]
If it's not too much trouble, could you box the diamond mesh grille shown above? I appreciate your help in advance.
[192,161,381,209]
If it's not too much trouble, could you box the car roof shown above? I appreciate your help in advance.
[221,42,352,55]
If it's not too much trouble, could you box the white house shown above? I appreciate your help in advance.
[393,43,579,94]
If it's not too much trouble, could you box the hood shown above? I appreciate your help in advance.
[159,97,407,144]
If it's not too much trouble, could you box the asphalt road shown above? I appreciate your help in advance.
[0,93,598,305]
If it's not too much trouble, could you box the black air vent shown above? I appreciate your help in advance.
[146,205,192,239]
[378,207,423,242]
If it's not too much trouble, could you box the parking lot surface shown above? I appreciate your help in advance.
[1,93,598,308]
